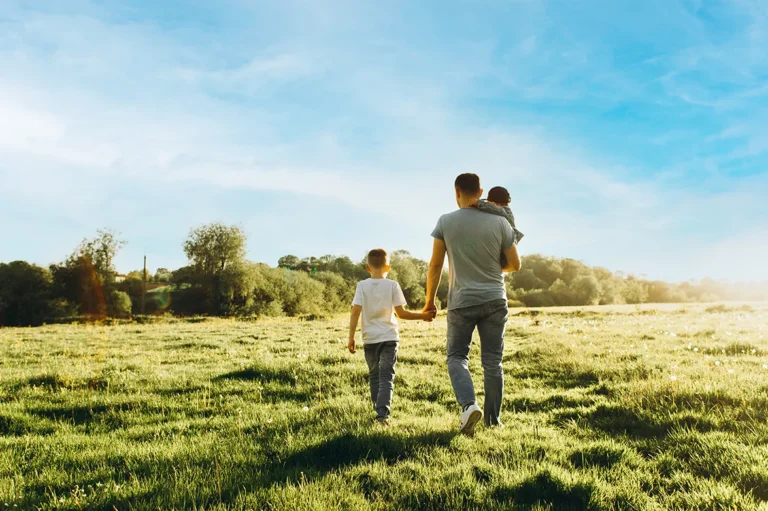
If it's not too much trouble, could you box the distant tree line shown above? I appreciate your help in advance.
[1,223,766,326]
[506,254,766,307]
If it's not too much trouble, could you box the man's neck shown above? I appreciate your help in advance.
[457,193,481,208]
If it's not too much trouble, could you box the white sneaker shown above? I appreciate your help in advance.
[458,404,483,437]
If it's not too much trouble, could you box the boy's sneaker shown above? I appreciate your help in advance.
[458,404,483,437]
[375,416,390,426]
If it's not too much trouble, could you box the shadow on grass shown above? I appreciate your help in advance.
[27,402,216,431]
[506,393,597,413]
[492,470,596,510]
[569,443,638,469]
[555,403,717,438]
[262,430,455,485]
[0,412,56,436]
[214,364,299,385]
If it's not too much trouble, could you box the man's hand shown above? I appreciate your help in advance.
[347,337,356,354]
[423,302,438,320]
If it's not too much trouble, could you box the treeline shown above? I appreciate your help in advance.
[507,254,767,307]
[1,223,766,327]
[0,224,448,326]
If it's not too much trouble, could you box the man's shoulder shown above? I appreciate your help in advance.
[439,209,475,222]
[442,208,505,225]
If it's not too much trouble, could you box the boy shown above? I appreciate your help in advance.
[476,186,524,245]
[348,248,435,425]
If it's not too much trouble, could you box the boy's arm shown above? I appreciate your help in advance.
[395,306,434,322]
[348,305,362,353]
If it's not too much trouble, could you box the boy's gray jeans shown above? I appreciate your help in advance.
[447,299,508,426]
[364,341,398,419]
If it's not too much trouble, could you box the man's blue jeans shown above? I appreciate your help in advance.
[446,299,508,426]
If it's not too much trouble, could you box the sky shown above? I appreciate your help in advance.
[1,0,767,282]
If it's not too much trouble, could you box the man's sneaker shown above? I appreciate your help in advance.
[458,404,483,436]
[375,416,390,426]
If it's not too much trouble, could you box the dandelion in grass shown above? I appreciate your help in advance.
[728,369,735,374]
[715,360,721,366]
[302,406,309,412]
[693,347,699,352]
[762,364,767,370]
[670,375,678,381]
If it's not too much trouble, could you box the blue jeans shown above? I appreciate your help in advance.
[364,341,398,419]
[447,300,508,426]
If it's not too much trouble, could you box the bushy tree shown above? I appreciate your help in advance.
[570,275,602,305]
[621,277,649,304]
[75,229,127,284]
[511,268,547,291]
[50,256,106,318]
[0,261,55,326]
[183,223,247,314]
[107,290,132,318]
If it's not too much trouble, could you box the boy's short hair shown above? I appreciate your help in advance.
[454,173,481,194]
[367,248,389,269]
[487,186,511,206]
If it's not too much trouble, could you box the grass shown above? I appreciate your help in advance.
[1,302,768,510]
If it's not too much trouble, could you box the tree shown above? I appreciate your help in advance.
[184,223,246,276]
[154,268,172,283]
[277,255,301,270]
[511,268,546,291]
[107,290,132,318]
[389,250,427,308]
[570,275,602,305]
[621,276,649,304]
[75,229,127,284]
[0,261,55,326]
[50,256,106,318]
[183,223,247,314]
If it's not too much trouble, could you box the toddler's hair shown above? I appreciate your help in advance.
[487,186,511,206]
[367,248,389,269]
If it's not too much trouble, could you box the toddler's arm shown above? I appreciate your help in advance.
[477,200,515,226]
[348,305,362,353]
[477,200,524,244]
[395,306,435,322]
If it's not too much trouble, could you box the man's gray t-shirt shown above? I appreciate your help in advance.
[432,208,516,310]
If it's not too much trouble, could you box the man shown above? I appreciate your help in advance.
[423,173,521,436]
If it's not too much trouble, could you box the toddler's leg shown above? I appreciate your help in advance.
[376,341,399,419]
[364,344,380,410]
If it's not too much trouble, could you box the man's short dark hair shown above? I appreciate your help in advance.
[487,186,511,206]
[367,248,389,269]
[454,173,481,194]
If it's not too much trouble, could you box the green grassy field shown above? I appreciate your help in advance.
[2,303,768,510]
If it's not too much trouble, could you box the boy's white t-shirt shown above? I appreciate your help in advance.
[352,278,408,344]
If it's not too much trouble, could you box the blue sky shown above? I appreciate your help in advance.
[1,0,767,282]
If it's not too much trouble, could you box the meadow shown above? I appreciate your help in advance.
[1,303,768,510]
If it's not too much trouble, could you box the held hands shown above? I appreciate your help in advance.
[347,337,356,354]
[422,302,438,322]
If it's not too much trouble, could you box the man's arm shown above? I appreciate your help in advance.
[348,305,362,353]
[502,243,521,272]
[424,238,447,313]
[395,306,434,321]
